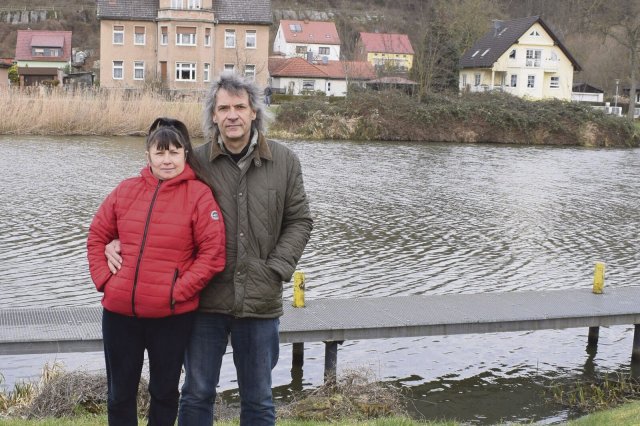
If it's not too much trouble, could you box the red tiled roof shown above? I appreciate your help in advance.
[359,32,414,54]
[280,20,341,45]
[269,57,375,80]
[0,58,13,68]
[15,30,72,62]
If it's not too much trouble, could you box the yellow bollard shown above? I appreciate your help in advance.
[293,271,305,307]
[592,262,605,294]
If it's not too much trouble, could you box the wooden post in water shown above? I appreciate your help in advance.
[324,341,341,383]
[633,325,640,362]
[588,262,605,346]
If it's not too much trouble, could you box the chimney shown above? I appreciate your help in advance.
[493,20,503,36]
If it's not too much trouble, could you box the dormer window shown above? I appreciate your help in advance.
[32,47,61,57]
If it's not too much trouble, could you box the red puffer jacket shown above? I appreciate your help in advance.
[87,164,226,318]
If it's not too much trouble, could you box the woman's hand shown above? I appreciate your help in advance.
[105,239,122,274]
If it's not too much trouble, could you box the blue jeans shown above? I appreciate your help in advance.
[178,313,280,426]
[102,309,195,426]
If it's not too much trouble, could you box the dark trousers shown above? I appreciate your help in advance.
[102,309,195,426]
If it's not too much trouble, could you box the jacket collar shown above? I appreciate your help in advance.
[208,130,272,167]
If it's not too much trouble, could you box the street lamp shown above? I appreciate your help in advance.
[614,79,620,110]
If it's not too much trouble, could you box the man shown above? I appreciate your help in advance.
[264,85,272,106]
[105,72,313,425]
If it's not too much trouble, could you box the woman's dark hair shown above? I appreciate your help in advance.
[147,117,216,190]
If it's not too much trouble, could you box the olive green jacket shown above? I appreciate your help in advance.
[194,132,313,318]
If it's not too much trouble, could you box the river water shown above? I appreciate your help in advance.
[1,135,640,424]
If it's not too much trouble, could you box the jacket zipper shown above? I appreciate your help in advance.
[170,269,178,312]
[131,180,162,316]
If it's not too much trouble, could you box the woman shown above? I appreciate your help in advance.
[87,118,226,425]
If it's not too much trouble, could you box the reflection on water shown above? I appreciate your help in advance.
[1,136,640,424]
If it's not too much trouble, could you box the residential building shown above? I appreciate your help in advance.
[14,30,72,86]
[571,83,604,103]
[268,56,374,96]
[459,16,581,100]
[356,32,414,73]
[0,58,13,87]
[96,0,271,90]
[272,20,340,62]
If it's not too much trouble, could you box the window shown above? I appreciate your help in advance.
[529,30,540,36]
[134,26,145,45]
[319,46,330,55]
[32,47,61,57]
[550,76,559,88]
[296,46,307,54]
[462,74,467,87]
[112,61,123,79]
[481,48,490,56]
[245,30,256,48]
[134,61,144,80]
[302,80,315,91]
[527,75,535,88]
[510,74,517,87]
[526,49,542,67]
[176,62,196,81]
[187,0,201,8]
[471,50,480,57]
[224,64,235,72]
[289,23,302,32]
[161,27,168,45]
[509,49,516,59]
[204,28,211,46]
[113,26,124,44]
[204,63,211,82]
[474,73,481,86]
[171,0,183,8]
[225,30,236,48]
[176,27,196,46]
[244,64,255,79]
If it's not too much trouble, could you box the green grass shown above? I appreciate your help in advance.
[0,416,448,425]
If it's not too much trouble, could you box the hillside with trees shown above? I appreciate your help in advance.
[0,0,636,103]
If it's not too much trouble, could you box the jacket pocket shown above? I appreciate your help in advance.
[169,269,178,312]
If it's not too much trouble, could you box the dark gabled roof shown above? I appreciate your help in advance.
[572,83,603,93]
[460,16,581,71]
[96,0,158,21]
[213,0,272,24]
[96,0,272,24]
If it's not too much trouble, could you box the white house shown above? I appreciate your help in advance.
[272,20,341,62]
[268,56,374,96]
[459,16,581,101]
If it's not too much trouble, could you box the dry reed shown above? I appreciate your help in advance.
[0,87,204,137]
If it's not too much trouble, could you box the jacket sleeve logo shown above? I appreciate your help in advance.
[210,210,220,220]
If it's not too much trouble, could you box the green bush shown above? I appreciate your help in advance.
[271,89,638,146]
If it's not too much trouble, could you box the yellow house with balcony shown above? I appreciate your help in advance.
[459,16,581,100]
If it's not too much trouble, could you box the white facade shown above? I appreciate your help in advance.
[271,76,347,96]
[460,23,575,100]
[272,25,340,61]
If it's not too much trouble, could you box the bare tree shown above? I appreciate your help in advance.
[585,0,640,119]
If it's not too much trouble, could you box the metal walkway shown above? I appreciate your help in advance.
[3,287,640,380]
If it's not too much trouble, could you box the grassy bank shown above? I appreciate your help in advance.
[4,364,640,425]
[271,90,638,147]
[2,87,636,147]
